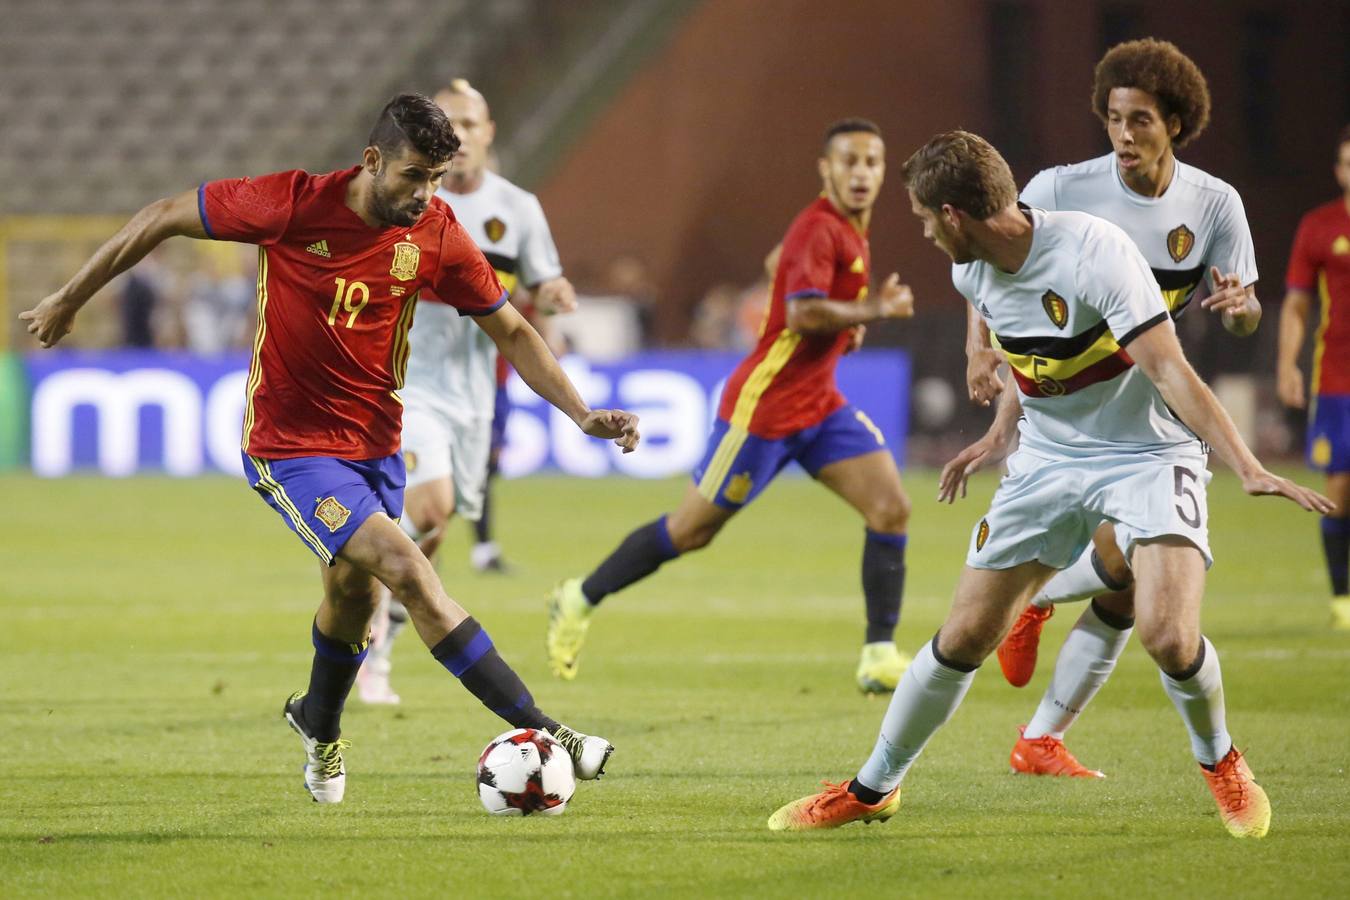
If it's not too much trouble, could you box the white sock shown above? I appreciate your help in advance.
[399,515,426,542]
[855,641,976,793]
[1159,636,1232,766]
[1023,602,1132,739]
[1032,549,1120,609]
[471,541,500,568]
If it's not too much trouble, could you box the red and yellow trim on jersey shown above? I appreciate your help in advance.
[1312,271,1333,395]
[997,314,1164,398]
[697,329,801,500]
[388,291,420,400]
[240,247,271,451]
[248,455,334,564]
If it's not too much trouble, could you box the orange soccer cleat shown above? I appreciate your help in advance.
[767,780,901,831]
[998,603,1054,687]
[1201,747,1271,838]
[1009,726,1105,778]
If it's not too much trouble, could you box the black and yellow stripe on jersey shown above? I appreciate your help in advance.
[1000,311,1168,398]
[484,251,520,295]
[1154,265,1206,318]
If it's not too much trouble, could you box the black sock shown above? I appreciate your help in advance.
[863,530,907,644]
[847,778,887,805]
[474,461,497,544]
[431,617,557,731]
[1089,548,1132,592]
[580,516,680,605]
[1321,516,1350,596]
[301,620,369,743]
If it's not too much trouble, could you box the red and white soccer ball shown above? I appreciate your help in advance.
[476,728,576,816]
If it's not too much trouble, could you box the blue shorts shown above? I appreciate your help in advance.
[691,404,888,510]
[1309,395,1350,473]
[243,453,405,566]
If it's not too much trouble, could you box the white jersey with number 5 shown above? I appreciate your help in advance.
[1020,154,1257,317]
[401,169,564,422]
[953,206,1200,459]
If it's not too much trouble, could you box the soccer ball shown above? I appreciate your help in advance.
[476,728,576,816]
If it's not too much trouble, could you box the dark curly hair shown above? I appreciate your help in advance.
[1092,39,1211,148]
[368,93,460,163]
[902,130,1018,219]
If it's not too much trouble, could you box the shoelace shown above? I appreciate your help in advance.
[551,726,583,762]
[803,781,854,817]
[313,739,351,779]
[1209,761,1250,805]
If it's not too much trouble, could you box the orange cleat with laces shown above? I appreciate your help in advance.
[767,780,901,831]
[998,604,1054,687]
[1009,725,1105,778]
[1201,747,1270,838]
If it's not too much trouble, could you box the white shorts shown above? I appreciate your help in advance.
[967,445,1212,571]
[400,405,492,522]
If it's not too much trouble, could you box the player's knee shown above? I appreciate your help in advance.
[672,522,717,552]
[1136,625,1197,674]
[330,574,379,616]
[936,621,998,666]
[866,492,911,534]
[379,550,436,606]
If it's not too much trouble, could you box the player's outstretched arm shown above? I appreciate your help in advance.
[1128,321,1334,513]
[1275,288,1312,409]
[1199,267,1261,337]
[964,304,1004,405]
[474,302,640,453]
[784,272,913,335]
[530,276,578,315]
[20,190,207,347]
[937,377,1022,503]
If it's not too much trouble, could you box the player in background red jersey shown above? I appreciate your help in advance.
[545,119,919,693]
[1278,124,1350,628]
[21,94,638,803]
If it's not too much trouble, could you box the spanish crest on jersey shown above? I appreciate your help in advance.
[1167,224,1195,263]
[1333,235,1350,255]
[1042,290,1069,329]
[390,241,420,281]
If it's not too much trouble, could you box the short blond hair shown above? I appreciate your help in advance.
[901,130,1018,219]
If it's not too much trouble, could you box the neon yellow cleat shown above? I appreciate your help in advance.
[855,642,912,694]
[768,780,901,831]
[546,578,593,680]
[1201,747,1271,839]
[1331,598,1350,631]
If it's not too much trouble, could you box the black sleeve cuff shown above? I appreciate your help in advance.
[1117,311,1169,348]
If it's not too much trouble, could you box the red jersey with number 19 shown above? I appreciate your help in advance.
[198,167,507,459]
[716,197,870,439]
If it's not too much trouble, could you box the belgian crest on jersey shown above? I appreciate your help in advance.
[484,217,507,243]
[976,518,990,551]
[1167,224,1195,263]
[1042,290,1069,330]
[390,241,421,282]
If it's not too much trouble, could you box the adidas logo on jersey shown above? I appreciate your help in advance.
[306,240,332,258]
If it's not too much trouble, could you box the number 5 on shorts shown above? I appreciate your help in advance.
[1173,465,1202,528]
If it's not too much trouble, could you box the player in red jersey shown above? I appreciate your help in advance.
[545,119,918,691]
[1278,124,1350,628]
[21,94,638,803]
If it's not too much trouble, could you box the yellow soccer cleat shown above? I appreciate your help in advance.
[855,642,912,694]
[546,578,593,680]
[768,780,901,831]
[1331,598,1350,631]
[1201,747,1271,839]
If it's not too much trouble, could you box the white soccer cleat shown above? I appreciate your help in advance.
[550,724,614,780]
[283,691,350,804]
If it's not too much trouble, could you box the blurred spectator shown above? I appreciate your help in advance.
[179,244,256,354]
[689,280,766,351]
[603,253,657,344]
[119,250,170,347]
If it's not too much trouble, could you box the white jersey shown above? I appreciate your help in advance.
[401,169,564,420]
[954,207,1199,458]
[1020,153,1257,317]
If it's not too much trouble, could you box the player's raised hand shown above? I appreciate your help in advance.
[875,273,914,320]
[1277,362,1306,409]
[1199,267,1249,315]
[967,347,1003,406]
[937,435,1000,503]
[844,324,866,354]
[1240,468,1335,514]
[581,409,640,453]
[533,276,578,315]
[19,294,80,348]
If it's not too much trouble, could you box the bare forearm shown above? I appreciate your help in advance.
[1152,357,1260,477]
[1277,293,1309,370]
[787,297,882,334]
[494,323,589,424]
[56,198,184,310]
[966,304,991,354]
[988,377,1022,444]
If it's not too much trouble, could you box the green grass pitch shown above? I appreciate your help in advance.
[2,468,1347,898]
